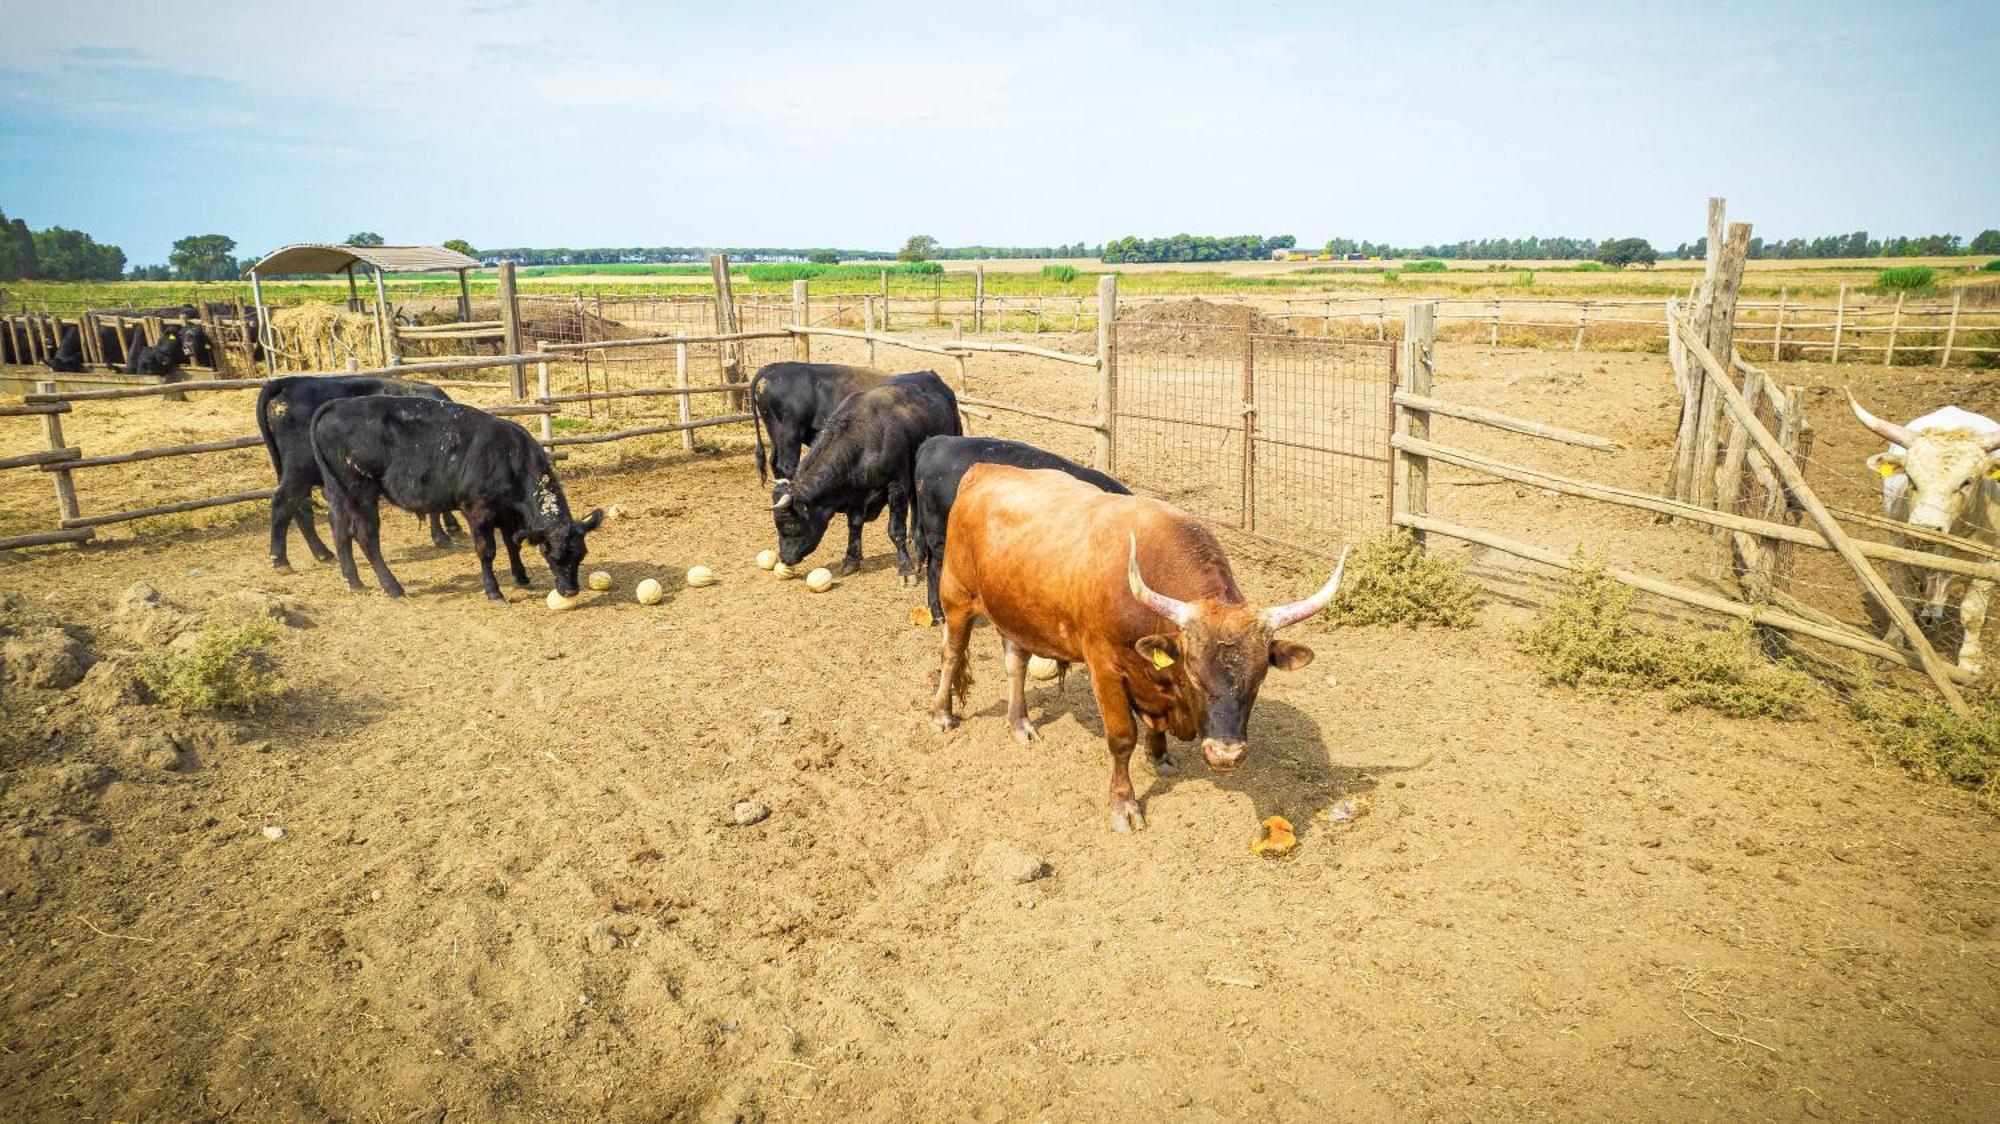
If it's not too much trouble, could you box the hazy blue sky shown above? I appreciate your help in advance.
[2,0,1994,264]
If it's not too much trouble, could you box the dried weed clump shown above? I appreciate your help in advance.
[1327,530,1482,629]
[139,618,283,713]
[1849,686,2000,800]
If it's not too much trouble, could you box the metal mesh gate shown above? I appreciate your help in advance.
[1111,321,1396,555]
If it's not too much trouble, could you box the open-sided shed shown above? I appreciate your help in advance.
[239,243,481,369]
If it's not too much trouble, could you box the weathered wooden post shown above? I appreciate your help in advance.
[879,269,890,331]
[1397,303,1437,546]
[675,342,694,453]
[371,265,394,367]
[1883,290,1904,367]
[1830,284,1847,363]
[973,266,984,333]
[792,279,810,362]
[1573,301,1590,352]
[863,295,878,368]
[1095,274,1117,472]
[709,253,743,409]
[497,260,524,398]
[1691,221,1750,508]
[1941,289,1963,368]
[1770,287,1787,361]
[37,380,81,527]
[534,341,553,444]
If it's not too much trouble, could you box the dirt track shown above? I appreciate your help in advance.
[2,342,1998,1120]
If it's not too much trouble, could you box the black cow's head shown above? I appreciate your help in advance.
[522,508,603,595]
[769,480,833,567]
[1125,536,1347,773]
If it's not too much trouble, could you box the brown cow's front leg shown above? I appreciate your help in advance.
[929,603,976,731]
[1146,727,1177,775]
[1001,636,1036,744]
[1088,666,1144,832]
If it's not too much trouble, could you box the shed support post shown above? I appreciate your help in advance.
[372,266,394,367]
[250,270,275,373]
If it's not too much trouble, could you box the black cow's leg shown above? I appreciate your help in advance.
[888,479,915,586]
[353,497,405,598]
[442,511,465,537]
[1001,636,1037,744]
[268,481,297,571]
[428,513,452,549]
[324,481,365,592]
[278,462,336,564]
[926,544,946,626]
[840,511,865,576]
[472,522,503,600]
[1089,667,1145,832]
[502,527,532,587]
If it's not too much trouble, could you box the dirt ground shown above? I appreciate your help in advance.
[2,339,1998,1121]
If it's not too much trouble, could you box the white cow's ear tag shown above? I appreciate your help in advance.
[1987,466,2000,483]
[1149,648,1176,670]
[1877,461,1902,479]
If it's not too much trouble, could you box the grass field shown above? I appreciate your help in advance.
[5,255,1995,311]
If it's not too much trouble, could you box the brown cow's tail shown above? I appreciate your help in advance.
[749,365,772,484]
[949,656,973,709]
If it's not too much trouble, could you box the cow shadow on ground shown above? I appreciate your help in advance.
[991,680,1413,839]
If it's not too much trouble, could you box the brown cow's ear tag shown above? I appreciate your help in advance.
[1149,648,1176,669]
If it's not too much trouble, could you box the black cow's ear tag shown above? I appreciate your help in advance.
[1149,648,1175,669]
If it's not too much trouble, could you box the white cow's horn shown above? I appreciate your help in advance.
[1127,533,1195,627]
[770,493,793,510]
[1847,388,1916,448]
[1262,546,1350,631]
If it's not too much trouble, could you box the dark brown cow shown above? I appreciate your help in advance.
[929,466,1346,831]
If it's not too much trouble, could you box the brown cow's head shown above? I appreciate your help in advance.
[1849,391,2000,534]
[1126,536,1347,773]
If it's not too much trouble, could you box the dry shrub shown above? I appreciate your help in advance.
[1518,555,1810,719]
[1327,529,1481,628]
[139,619,283,713]
[1849,686,2000,799]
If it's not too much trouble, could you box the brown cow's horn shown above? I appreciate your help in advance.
[1847,388,1916,448]
[770,493,793,510]
[1127,533,1195,627]
[1262,546,1350,631]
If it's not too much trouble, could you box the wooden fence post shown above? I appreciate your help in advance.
[372,266,394,367]
[497,261,524,398]
[1676,311,1969,715]
[1490,298,1500,346]
[1689,197,1727,348]
[1668,297,1700,500]
[1941,289,1962,367]
[973,266,984,333]
[1573,301,1590,352]
[675,342,695,453]
[534,342,553,444]
[1095,274,1117,472]
[709,253,743,409]
[863,296,878,368]
[37,381,81,527]
[879,270,890,331]
[1691,221,1751,509]
[1771,287,1786,362]
[1831,284,1847,364]
[1397,302,1437,545]
[1883,291,1904,367]
[792,280,810,362]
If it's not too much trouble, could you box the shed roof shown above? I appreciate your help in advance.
[241,243,480,277]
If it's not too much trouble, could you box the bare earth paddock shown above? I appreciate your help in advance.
[1,339,1997,1120]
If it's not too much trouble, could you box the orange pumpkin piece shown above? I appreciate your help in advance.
[1250,815,1297,857]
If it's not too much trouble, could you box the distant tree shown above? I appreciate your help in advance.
[808,250,840,264]
[345,231,386,247]
[1970,229,2000,255]
[442,238,477,258]
[0,209,39,280]
[898,235,940,263]
[170,233,239,281]
[1595,237,1658,269]
[32,227,125,281]
[127,263,173,281]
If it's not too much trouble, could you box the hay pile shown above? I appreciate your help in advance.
[271,304,379,370]
[1068,298,1292,358]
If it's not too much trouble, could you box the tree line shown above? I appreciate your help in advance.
[1675,230,2000,260]
[1100,234,1297,263]
[0,207,127,282]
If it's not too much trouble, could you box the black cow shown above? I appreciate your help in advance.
[121,329,185,376]
[912,436,1130,624]
[180,323,213,368]
[769,370,961,582]
[257,375,464,570]
[750,362,887,483]
[310,396,602,600]
[42,323,85,373]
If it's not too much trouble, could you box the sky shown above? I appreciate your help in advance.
[0,0,1994,265]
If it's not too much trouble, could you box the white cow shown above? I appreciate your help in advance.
[1849,393,2000,675]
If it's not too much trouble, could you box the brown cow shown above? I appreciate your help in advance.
[929,466,1346,831]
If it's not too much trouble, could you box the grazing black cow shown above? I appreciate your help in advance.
[912,436,1130,624]
[769,370,961,582]
[257,375,464,570]
[121,328,186,376]
[750,361,887,483]
[179,323,213,368]
[310,396,602,600]
[42,323,85,373]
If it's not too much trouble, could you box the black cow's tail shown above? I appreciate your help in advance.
[749,364,772,484]
[255,381,283,474]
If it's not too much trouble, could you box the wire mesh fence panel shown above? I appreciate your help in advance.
[1113,321,1394,554]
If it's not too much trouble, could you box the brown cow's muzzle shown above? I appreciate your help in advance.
[1202,739,1247,773]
